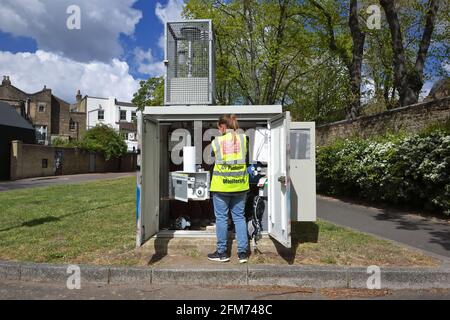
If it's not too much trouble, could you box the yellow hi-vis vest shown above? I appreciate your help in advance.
[210,132,249,192]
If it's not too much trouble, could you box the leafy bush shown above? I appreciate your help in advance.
[317,129,450,216]
[51,125,127,160]
[78,124,127,160]
[51,137,77,148]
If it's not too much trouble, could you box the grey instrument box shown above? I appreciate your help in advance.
[169,171,210,202]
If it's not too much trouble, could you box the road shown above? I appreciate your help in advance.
[0,172,134,192]
[317,195,450,259]
[1,279,450,300]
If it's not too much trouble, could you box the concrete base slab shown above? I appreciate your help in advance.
[141,234,289,256]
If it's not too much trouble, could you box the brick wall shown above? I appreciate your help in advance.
[10,140,137,180]
[316,97,450,146]
[1,80,87,141]
[29,90,53,137]
[69,112,87,140]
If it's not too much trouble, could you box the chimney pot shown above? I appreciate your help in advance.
[2,75,11,85]
[76,89,82,102]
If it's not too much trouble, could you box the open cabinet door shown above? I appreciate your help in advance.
[136,114,159,247]
[290,122,316,222]
[268,112,291,248]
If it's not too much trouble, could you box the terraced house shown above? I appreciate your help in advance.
[0,75,86,144]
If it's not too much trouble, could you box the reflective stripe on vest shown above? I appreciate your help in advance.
[213,171,247,177]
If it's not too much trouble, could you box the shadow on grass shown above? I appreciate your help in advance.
[0,216,61,232]
[273,222,319,264]
[21,216,61,227]
[0,201,127,233]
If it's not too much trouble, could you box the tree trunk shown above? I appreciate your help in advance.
[380,0,439,106]
[263,0,289,105]
[310,0,365,119]
[243,0,260,104]
[347,0,365,119]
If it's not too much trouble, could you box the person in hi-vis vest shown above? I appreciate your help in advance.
[208,114,249,263]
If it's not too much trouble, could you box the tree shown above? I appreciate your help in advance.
[380,0,441,106]
[285,57,350,123]
[132,76,164,110]
[308,0,365,119]
[79,124,127,160]
[183,0,448,122]
[185,0,315,105]
[364,19,397,109]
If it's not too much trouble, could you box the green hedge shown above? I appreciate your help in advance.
[316,129,450,216]
[52,124,127,160]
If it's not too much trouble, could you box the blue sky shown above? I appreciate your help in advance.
[0,0,185,102]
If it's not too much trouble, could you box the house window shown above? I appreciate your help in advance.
[98,109,104,120]
[69,119,76,131]
[38,104,45,112]
[131,111,137,121]
[35,125,47,144]
[120,110,127,121]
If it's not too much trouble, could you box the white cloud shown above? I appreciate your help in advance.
[0,0,142,62]
[155,0,185,24]
[134,48,165,76]
[0,50,139,102]
[155,0,185,50]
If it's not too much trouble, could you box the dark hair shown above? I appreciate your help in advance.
[218,114,239,131]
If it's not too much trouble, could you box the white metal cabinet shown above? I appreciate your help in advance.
[290,122,316,222]
[135,106,316,250]
[267,112,291,248]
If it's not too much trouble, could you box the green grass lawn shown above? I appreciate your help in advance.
[0,177,438,267]
[0,177,137,265]
[248,220,438,266]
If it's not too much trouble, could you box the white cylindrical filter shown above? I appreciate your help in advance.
[183,146,196,172]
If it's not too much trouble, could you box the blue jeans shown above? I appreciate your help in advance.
[212,193,248,254]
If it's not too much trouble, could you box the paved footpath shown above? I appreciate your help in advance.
[1,279,450,300]
[317,196,450,259]
[0,172,134,192]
